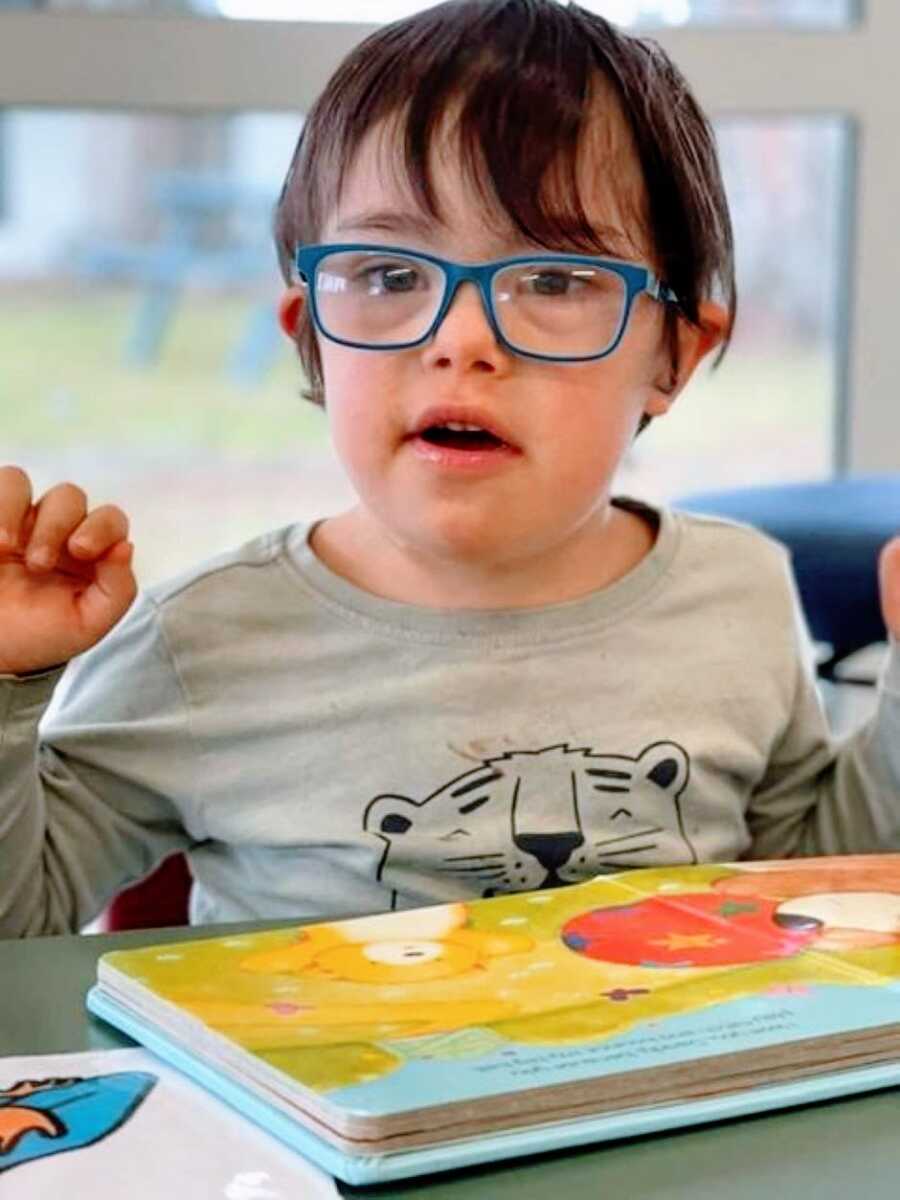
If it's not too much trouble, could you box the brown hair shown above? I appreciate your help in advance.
[274,0,735,410]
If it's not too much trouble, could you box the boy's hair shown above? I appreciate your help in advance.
[274,0,735,410]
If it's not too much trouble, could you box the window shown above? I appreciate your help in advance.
[0,108,355,585]
[621,116,850,503]
[0,0,860,24]
[2,1,896,588]
[0,113,7,221]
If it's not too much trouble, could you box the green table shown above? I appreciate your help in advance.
[2,926,899,1198]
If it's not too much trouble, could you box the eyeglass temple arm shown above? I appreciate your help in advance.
[647,274,680,307]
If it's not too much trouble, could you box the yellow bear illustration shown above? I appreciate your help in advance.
[239,903,533,984]
[130,861,900,1093]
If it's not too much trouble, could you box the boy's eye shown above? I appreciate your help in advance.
[360,262,423,294]
[525,269,574,296]
[515,266,618,299]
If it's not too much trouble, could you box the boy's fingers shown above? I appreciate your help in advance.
[66,505,130,561]
[0,466,33,550]
[77,541,138,636]
[1,506,37,556]
[25,483,88,570]
[878,536,900,639]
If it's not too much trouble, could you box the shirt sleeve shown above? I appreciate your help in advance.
[0,594,198,937]
[744,563,900,859]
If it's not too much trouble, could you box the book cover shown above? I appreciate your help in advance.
[88,856,900,1184]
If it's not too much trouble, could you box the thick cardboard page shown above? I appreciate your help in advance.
[83,983,900,1152]
[86,987,900,1186]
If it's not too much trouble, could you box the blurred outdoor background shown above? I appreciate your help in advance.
[0,0,859,586]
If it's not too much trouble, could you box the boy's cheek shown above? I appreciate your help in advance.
[322,349,407,419]
[322,359,378,420]
[323,368,400,465]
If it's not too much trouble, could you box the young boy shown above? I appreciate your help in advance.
[1,0,898,937]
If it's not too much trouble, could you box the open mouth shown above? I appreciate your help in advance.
[419,422,507,451]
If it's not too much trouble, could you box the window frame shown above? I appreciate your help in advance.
[0,2,895,475]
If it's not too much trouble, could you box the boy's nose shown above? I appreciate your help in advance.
[421,281,508,373]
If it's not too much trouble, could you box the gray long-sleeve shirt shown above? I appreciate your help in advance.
[2,502,899,937]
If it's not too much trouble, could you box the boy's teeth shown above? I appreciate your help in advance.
[444,421,483,432]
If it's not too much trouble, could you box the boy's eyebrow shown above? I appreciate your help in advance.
[334,208,439,238]
[334,210,640,261]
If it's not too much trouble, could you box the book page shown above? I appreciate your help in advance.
[0,1047,340,1198]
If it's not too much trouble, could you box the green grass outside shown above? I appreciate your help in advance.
[0,283,834,480]
[1,286,328,453]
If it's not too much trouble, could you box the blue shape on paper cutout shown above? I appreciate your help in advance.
[0,1072,157,1174]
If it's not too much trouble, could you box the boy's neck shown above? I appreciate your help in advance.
[308,502,658,611]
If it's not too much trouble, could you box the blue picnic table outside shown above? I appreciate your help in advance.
[77,170,284,386]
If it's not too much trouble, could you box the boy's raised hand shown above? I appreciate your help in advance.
[0,466,137,676]
[880,536,900,642]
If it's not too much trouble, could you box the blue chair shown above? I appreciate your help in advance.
[676,475,898,682]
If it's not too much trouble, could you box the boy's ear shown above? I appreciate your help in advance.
[645,301,730,417]
[278,287,306,339]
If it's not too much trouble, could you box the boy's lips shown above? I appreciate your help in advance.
[406,406,520,450]
[404,405,522,472]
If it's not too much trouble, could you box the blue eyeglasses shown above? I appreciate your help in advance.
[293,243,678,364]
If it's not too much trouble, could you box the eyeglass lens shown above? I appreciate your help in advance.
[312,250,628,357]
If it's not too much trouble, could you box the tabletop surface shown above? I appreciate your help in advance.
[3,925,900,1199]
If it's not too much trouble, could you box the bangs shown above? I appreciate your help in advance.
[368,75,646,260]
[278,0,651,269]
[349,26,639,256]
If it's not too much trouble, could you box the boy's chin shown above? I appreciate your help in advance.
[413,522,511,566]
[406,515,561,578]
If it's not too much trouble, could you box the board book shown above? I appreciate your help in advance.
[87,855,900,1185]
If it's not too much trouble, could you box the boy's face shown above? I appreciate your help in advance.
[281,120,724,580]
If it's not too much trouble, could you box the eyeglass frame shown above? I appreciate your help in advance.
[293,243,680,364]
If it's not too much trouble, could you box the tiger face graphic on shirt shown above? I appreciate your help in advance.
[364,742,694,906]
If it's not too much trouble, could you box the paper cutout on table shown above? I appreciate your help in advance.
[0,1072,155,1175]
[0,1049,341,1198]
